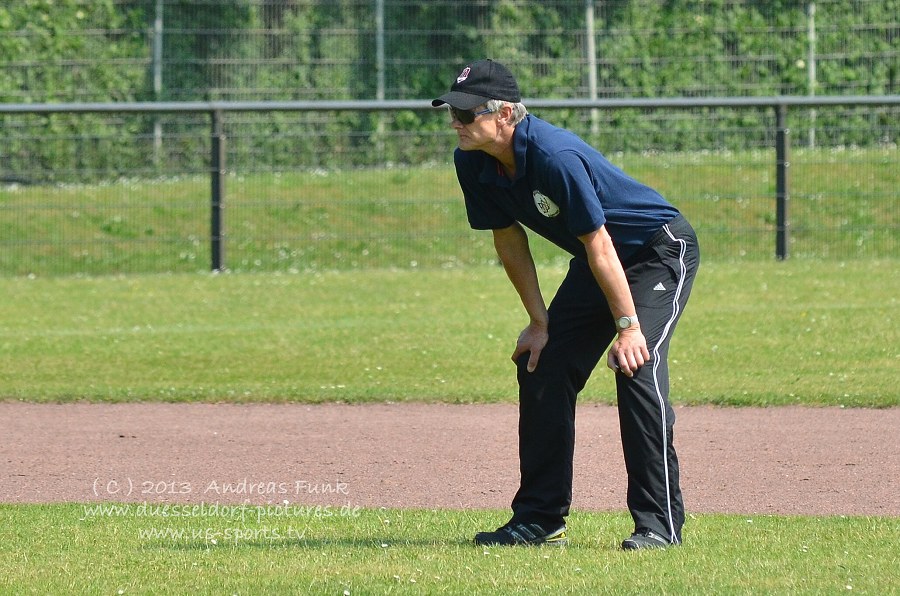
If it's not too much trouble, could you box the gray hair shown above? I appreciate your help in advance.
[486,99,528,125]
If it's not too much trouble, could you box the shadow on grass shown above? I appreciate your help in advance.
[146,536,476,551]
[148,535,624,552]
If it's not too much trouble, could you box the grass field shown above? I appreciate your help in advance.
[1,505,898,594]
[2,262,898,593]
[1,260,897,406]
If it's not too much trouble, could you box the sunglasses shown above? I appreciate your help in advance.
[449,106,494,125]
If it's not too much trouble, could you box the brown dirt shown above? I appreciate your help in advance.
[2,402,898,517]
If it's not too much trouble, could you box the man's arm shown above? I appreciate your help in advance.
[492,223,548,373]
[578,225,650,378]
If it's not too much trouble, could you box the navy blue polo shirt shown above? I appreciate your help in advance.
[455,114,679,263]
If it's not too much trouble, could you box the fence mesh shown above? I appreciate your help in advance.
[2,1,897,103]
[1,103,896,275]
[0,1,897,274]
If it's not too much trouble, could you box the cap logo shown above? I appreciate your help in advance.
[456,66,471,84]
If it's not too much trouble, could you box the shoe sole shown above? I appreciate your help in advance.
[474,538,568,547]
[474,527,568,547]
[621,535,672,550]
[621,539,667,550]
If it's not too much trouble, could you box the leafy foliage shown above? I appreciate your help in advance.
[0,1,897,180]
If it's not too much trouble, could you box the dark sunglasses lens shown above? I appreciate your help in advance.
[450,107,474,124]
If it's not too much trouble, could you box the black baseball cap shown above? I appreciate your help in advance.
[432,59,521,110]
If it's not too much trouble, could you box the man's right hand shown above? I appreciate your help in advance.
[511,321,549,373]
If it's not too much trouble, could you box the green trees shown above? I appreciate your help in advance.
[0,1,895,180]
[0,0,146,102]
[2,1,896,103]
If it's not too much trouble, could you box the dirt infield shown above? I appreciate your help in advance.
[2,402,898,517]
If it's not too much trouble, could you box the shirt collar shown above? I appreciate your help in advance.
[511,114,530,180]
[477,114,531,187]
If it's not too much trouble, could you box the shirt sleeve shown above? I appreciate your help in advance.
[542,149,607,237]
[454,149,515,231]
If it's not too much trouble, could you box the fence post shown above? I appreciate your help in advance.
[775,103,790,260]
[152,0,163,166]
[210,110,226,271]
[585,0,599,138]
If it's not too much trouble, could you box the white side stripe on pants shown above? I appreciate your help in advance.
[651,223,688,544]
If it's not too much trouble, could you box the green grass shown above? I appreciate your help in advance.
[1,260,897,406]
[1,147,896,275]
[1,505,897,594]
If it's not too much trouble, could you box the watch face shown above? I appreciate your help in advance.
[617,316,636,329]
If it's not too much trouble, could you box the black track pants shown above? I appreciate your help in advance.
[510,215,700,543]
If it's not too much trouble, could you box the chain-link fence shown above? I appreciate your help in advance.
[2,1,897,103]
[1,1,896,275]
[1,98,896,276]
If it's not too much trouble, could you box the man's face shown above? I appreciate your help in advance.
[449,104,500,152]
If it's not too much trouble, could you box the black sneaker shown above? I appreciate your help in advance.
[621,529,673,550]
[474,522,568,547]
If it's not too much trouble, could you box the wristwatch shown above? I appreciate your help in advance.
[616,315,639,331]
